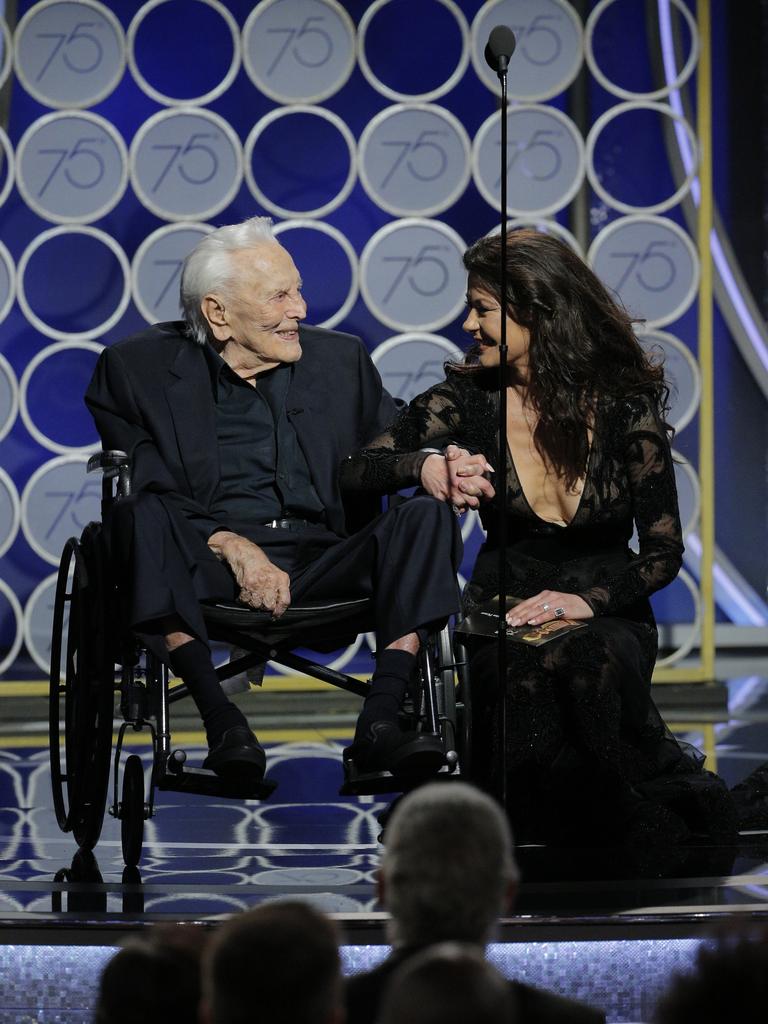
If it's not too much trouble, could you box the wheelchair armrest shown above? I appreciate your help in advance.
[87,450,132,500]
[87,450,130,475]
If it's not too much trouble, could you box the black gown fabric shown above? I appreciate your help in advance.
[340,368,737,845]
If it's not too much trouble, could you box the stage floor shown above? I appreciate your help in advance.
[2,732,768,929]
[3,726,768,1023]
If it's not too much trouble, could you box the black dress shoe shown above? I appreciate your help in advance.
[345,722,444,779]
[203,726,266,781]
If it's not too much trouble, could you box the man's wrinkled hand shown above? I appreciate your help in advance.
[208,532,291,617]
[420,453,451,502]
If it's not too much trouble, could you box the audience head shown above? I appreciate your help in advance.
[654,925,768,1024]
[201,899,343,1024]
[93,924,207,1024]
[380,782,518,947]
[376,942,515,1024]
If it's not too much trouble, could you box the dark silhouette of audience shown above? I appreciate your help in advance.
[91,839,768,1024]
[93,924,207,1023]
[375,942,517,1024]
[654,925,768,1023]
[96,789,768,1024]
[345,781,604,1023]
[200,899,343,1024]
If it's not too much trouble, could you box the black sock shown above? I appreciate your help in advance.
[169,639,248,746]
[355,649,417,741]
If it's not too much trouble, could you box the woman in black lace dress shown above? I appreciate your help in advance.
[341,229,736,845]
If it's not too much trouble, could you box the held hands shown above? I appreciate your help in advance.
[207,531,291,617]
[507,590,594,628]
[419,445,496,513]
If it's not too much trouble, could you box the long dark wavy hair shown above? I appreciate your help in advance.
[460,228,670,488]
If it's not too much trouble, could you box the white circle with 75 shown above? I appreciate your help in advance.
[242,0,356,104]
[132,222,214,325]
[21,455,102,566]
[587,215,700,329]
[14,0,125,109]
[372,333,463,405]
[360,219,467,332]
[130,107,243,222]
[16,110,128,224]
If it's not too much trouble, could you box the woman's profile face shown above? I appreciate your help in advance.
[462,280,530,372]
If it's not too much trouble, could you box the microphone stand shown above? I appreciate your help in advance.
[496,68,510,811]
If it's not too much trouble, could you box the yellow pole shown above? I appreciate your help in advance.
[696,0,715,683]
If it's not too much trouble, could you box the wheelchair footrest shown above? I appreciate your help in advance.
[157,764,277,800]
[339,761,459,797]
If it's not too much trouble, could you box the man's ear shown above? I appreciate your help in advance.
[201,294,230,342]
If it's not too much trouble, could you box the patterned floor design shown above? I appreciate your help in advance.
[2,712,768,1024]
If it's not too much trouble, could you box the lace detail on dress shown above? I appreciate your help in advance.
[340,449,429,493]
[580,399,684,614]
[339,373,494,493]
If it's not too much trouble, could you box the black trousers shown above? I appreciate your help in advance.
[108,492,463,658]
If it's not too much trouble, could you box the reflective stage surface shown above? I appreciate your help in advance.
[2,722,768,1023]
[3,733,768,924]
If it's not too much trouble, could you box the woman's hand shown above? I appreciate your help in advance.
[419,447,495,511]
[444,445,495,511]
[420,453,452,502]
[507,590,594,627]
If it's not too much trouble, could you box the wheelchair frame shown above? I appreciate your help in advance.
[49,451,466,867]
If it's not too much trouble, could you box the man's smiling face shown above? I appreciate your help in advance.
[204,242,307,372]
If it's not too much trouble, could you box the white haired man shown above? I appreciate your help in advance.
[86,217,472,781]
[345,782,605,1023]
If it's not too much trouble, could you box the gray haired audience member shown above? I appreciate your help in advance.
[345,782,605,1024]
[201,900,343,1024]
[376,943,516,1024]
[654,925,768,1023]
[93,924,206,1023]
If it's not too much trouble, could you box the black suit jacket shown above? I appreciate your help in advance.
[85,321,398,544]
[345,946,606,1024]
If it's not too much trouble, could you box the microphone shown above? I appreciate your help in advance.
[484,25,516,75]
[483,25,517,806]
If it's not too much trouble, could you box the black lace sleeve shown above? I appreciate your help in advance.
[339,376,472,493]
[580,396,684,615]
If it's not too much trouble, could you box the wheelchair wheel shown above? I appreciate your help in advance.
[436,628,457,722]
[51,849,106,914]
[120,755,145,868]
[122,865,145,913]
[49,525,115,850]
[453,639,472,778]
[436,628,459,771]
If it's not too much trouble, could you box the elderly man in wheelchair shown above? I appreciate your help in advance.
[77,216,489,807]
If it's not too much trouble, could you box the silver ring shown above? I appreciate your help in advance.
[542,602,550,611]
[451,504,464,516]
[554,607,565,619]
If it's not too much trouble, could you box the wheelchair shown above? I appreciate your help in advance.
[49,451,466,867]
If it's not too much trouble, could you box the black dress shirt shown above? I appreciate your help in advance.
[204,344,325,534]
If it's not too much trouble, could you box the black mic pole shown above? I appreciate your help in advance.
[484,25,516,811]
